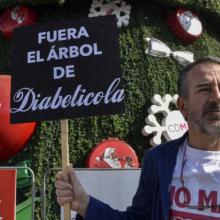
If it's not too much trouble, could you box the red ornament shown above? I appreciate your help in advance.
[166,8,202,43]
[0,75,37,161]
[87,138,139,168]
[0,6,37,39]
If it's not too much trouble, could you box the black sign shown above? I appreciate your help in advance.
[10,16,124,123]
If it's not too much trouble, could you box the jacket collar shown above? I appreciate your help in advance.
[158,133,188,218]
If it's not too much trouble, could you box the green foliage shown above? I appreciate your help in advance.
[0,0,65,8]
[0,1,219,219]
[153,0,220,15]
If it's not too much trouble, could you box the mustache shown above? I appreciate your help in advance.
[203,101,220,115]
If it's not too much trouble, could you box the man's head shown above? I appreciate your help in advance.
[177,57,220,136]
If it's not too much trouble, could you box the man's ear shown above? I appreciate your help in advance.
[177,96,188,119]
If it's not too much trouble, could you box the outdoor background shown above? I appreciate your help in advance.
[0,0,220,219]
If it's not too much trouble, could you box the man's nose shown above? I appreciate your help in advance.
[210,86,220,101]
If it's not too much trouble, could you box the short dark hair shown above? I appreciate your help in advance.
[177,56,220,98]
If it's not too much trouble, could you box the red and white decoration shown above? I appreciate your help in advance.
[87,138,139,168]
[0,6,37,39]
[0,75,37,161]
[142,94,188,146]
[166,8,202,43]
[88,0,131,28]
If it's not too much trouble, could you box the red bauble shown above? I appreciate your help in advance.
[0,75,37,161]
[166,8,202,43]
[87,138,139,169]
[0,6,37,39]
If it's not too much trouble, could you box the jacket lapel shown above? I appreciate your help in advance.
[158,134,187,218]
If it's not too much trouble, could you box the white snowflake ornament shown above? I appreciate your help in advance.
[88,0,131,28]
[113,1,131,28]
[89,0,111,17]
[142,94,188,146]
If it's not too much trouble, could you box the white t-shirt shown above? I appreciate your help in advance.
[170,138,220,220]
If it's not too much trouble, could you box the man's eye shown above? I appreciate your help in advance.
[197,88,211,92]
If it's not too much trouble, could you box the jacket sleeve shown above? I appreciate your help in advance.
[78,151,153,220]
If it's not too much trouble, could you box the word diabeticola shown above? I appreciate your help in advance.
[11,78,124,113]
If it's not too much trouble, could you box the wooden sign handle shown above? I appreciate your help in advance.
[61,119,71,220]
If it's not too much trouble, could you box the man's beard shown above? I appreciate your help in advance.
[188,101,220,135]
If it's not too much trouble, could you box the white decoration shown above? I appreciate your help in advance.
[11,6,25,24]
[171,51,194,67]
[145,37,171,58]
[88,0,131,28]
[142,94,188,146]
[145,37,194,66]
[178,11,202,36]
[89,0,111,17]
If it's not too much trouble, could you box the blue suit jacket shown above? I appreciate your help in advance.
[78,134,186,220]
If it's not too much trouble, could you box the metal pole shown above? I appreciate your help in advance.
[42,168,60,220]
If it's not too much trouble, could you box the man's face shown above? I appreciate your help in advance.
[179,62,220,135]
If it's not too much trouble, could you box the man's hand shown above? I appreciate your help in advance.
[55,166,90,217]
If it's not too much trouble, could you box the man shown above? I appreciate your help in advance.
[55,57,220,220]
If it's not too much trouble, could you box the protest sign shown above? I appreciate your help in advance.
[11,16,123,219]
[11,16,124,123]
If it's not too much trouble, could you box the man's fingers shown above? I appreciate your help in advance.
[55,180,72,190]
[57,196,73,205]
[56,189,74,197]
[56,171,68,182]
[67,166,80,186]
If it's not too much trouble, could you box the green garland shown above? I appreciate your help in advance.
[153,0,220,15]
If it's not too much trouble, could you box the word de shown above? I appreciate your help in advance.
[53,65,75,79]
